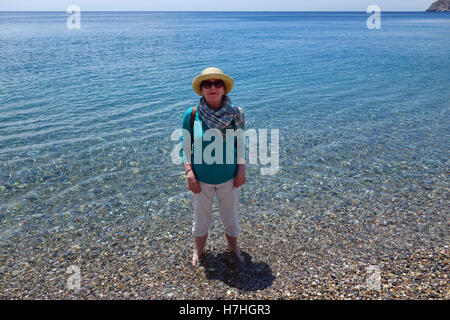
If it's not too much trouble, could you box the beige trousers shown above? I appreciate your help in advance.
[192,178,240,238]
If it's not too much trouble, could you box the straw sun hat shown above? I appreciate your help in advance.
[192,67,234,96]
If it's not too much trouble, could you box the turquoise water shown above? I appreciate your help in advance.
[0,12,449,237]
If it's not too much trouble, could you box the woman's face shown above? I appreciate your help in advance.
[200,78,226,109]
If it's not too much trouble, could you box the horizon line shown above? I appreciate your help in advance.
[0,10,435,13]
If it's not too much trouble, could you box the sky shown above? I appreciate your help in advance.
[0,0,437,12]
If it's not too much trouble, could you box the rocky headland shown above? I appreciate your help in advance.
[426,0,450,12]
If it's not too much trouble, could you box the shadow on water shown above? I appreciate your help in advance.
[199,251,275,292]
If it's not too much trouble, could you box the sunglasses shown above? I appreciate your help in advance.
[201,80,224,89]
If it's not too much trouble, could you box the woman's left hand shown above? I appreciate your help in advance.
[233,164,246,188]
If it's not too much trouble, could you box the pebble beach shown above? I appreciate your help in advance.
[1,165,448,299]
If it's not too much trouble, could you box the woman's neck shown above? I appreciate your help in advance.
[204,97,222,110]
[208,102,222,110]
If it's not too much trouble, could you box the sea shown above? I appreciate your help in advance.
[0,11,449,240]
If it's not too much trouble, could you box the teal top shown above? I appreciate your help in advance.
[180,106,239,185]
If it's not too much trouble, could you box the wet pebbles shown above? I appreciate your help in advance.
[0,175,448,299]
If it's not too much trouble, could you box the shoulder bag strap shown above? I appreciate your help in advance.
[190,106,196,145]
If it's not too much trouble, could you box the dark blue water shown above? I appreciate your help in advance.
[0,12,449,238]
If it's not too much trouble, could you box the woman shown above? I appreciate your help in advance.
[180,67,245,266]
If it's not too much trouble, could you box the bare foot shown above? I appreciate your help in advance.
[192,250,202,266]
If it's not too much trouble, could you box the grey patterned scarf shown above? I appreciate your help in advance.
[197,96,245,135]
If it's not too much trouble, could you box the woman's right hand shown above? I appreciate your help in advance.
[186,170,201,194]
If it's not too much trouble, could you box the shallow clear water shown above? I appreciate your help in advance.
[0,12,449,239]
